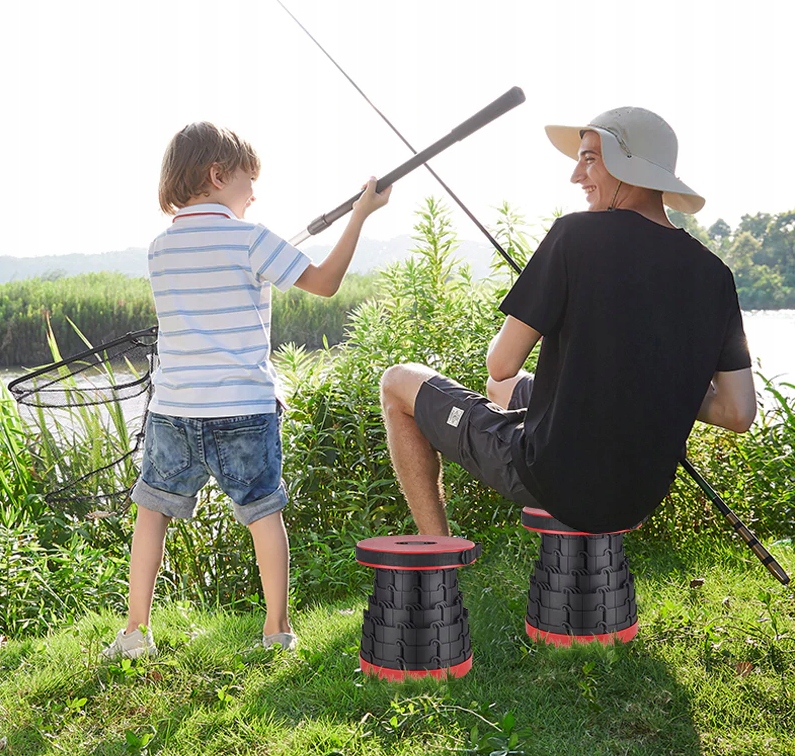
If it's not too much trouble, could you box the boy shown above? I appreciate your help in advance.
[102,121,391,659]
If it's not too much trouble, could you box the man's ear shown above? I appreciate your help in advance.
[208,163,226,190]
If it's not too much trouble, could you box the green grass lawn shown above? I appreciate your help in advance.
[1,533,793,756]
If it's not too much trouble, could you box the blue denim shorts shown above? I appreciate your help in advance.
[131,411,286,526]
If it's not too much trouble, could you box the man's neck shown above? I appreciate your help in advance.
[614,187,676,228]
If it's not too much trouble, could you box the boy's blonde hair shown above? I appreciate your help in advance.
[158,122,261,214]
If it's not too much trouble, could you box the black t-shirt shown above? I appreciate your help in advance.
[500,210,751,533]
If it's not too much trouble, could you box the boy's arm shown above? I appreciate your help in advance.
[696,367,756,432]
[294,177,391,297]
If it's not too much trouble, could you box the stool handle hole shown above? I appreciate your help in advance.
[394,540,437,545]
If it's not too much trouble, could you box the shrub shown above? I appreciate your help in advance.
[278,197,533,539]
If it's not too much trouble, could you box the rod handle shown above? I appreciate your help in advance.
[449,86,526,143]
[293,87,526,243]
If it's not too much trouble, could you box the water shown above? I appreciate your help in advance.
[743,309,795,389]
[3,309,794,408]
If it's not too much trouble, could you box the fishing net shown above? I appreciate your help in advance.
[7,326,159,517]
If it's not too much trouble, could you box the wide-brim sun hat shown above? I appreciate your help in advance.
[545,107,705,214]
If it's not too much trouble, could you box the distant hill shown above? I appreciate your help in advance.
[0,248,149,283]
[0,236,499,284]
[308,236,498,278]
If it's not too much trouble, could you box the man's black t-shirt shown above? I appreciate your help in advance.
[499,210,750,533]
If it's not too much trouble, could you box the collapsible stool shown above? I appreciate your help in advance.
[356,535,481,681]
[521,507,640,646]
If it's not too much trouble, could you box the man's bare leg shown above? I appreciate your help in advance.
[380,363,450,536]
[486,370,532,409]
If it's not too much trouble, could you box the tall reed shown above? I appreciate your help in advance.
[0,272,155,367]
[0,270,379,367]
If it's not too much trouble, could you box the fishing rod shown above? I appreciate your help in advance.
[276,0,522,274]
[289,86,525,246]
[680,458,790,585]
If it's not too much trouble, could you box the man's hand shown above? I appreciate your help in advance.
[696,368,756,432]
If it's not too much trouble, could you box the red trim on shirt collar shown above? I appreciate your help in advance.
[173,211,232,222]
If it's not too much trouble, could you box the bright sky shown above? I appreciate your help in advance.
[3,0,793,259]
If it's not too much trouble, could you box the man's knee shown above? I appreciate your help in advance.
[380,363,436,416]
[486,375,515,409]
[485,376,500,403]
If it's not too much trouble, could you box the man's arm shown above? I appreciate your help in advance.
[486,315,543,381]
[696,368,756,432]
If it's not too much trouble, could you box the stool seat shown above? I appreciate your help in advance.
[521,507,640,646]
[356,534,481,570]
[521,506,641,535]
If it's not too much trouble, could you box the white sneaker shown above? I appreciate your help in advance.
[262,632,297,651]
[100,628,158,661]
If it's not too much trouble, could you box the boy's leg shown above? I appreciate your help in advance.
[126,505,171,634]
[248,510,292,637]
[380,362,450,536]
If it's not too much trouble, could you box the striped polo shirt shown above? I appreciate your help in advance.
[147,203,311,418]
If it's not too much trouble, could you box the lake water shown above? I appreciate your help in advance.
[2,309,794,409]
[742,309,795,390]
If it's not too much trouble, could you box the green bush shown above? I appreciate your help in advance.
[277,198,534,541]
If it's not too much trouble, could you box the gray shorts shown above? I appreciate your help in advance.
[413,374,539,507]
[131,411,287,526]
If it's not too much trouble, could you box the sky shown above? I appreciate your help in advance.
[2,0,793,259]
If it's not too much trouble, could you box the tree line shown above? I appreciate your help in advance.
[1,205,791,367]
[669,208,795,309]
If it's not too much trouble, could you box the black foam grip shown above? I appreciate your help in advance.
[296,87,526,237]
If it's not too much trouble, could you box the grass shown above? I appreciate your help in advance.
[2,532,794,756]
[2,203,793,753]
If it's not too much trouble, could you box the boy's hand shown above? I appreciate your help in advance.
[352,176,392,217]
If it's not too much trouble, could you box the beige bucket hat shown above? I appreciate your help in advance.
[545,107,705,214]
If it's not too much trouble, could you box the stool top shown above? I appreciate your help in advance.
[356,535,481,569]
[522,506,641,535]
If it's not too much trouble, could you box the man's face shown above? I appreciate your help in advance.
[570,130,622,211]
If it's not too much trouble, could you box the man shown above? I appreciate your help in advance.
[380,107,756,536]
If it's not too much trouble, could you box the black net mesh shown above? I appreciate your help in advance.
[8,326,159,516]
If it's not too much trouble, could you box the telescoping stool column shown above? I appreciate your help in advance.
[521,507,641,646]
[355,535,481,681]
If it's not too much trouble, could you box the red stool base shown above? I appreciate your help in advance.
[360,654,473,681]
[526,619,639,646]
[522,507,640,647]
